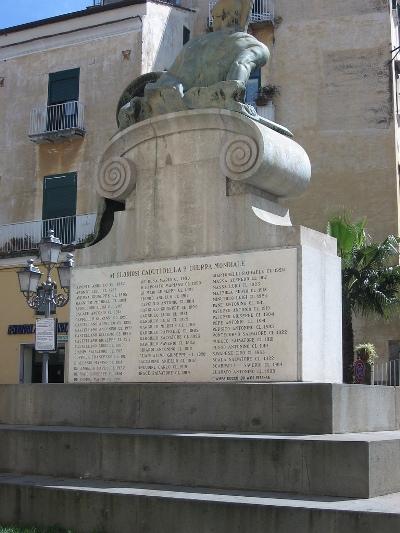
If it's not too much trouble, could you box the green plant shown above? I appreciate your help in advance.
[259,84,280,98]
[255,84,280,105]
[353,343,378,385]
[327,214,400,382]
[354,343,378,366]
[80,232,95,246]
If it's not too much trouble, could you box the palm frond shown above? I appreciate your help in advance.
[328,215,400,321]
[327,215,367,259]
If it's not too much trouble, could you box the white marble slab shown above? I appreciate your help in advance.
[68,249,298,383]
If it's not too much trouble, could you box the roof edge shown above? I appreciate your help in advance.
[0,0,193,36]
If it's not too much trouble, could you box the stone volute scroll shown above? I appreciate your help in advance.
[219,122,311,198]
[96,156,136,201]
[222,135,259,178]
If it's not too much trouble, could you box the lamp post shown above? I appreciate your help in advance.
[17,230,74,384]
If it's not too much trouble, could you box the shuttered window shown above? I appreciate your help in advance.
[48,68,80,105]
[42,173,77,246]
[42,173,77,220]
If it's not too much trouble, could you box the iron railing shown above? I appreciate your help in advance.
[29,101,85,138]
[0,213,96,255]
[373,359,400,386]
[208,0,274,25]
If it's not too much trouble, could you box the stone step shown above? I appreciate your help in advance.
[1,425,400,498]
[0,474,399,533]
[0,382,397,434]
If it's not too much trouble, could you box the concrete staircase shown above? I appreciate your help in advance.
[0,383,399,532]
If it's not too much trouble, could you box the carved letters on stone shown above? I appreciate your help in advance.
[68,249,298,383]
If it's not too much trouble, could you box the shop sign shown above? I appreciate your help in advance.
[7,322,68,335]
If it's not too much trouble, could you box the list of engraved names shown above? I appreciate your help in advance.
[68,249,298,383]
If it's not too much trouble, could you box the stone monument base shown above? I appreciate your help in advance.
[69,235,341,384]
[71,108,341,384]
[0,382,399,532]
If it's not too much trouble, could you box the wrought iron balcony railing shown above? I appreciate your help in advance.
[0,213,96,256]
[373,358,400,386]
[28,101,85,143]
[208,0,274,26]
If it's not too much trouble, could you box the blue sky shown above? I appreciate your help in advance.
[0,0,92,29]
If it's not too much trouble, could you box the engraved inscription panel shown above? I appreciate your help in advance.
[68,249,298,383]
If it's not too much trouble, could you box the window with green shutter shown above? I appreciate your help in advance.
[48,68,80,105]
[47,69,80,132]
[42,173,77,245]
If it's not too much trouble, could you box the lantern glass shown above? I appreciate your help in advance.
[57,253,74,289]
[17,260,42,294]
[58,265,70,289]
[39,230,62,265]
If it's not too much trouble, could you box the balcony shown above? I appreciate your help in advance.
[28,101,85,143]
[0,213,96,256]
[208,0,274,26]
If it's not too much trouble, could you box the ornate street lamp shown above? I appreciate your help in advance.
[17,230,74,384]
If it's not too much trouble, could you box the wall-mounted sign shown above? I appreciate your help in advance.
[354,359,367,384]
[7,322,68,335]
[35,318,57,352]
[7,324,35,335]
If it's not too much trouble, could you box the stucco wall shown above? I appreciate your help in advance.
[0,2,194,383]
[1,0,399,376]
[265,1,399,361]
[268,2,397,242]
[188,0,400,362]
[142,2,194,73]
[0,2,193,226]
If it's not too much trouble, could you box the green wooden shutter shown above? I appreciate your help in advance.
[42,173,77,246]
[48,68,80,105]
[42,173,77,220]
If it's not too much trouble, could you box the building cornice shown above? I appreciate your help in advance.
[0,0,192,35]
[0,14,143,60]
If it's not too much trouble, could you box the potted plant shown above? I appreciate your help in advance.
[255,84,280,106]
[353,343,378,384]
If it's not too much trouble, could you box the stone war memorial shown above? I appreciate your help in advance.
[1,0,400,531]
[68,0,342,385]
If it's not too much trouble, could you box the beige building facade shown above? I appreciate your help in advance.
[1,0,400,382]
[0,0,194,383]
[0,0,193,224]
[188,0,400,363]
[268,0,400,362]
